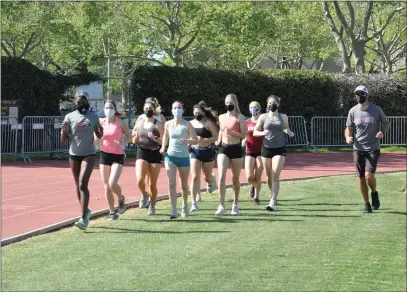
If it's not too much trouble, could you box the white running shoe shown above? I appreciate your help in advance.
[190,202,200,212]
[147,206,156,216]
[169,210,178,219]
[181,205,189,218]
[215,205,227,215]
[231,204,239,216]
[207,174,217,193]
[139,194,149,209]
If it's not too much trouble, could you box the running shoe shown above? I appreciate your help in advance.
[249,186,255,198]
[107,212,119,220]
[231,204,240,216]
[371,191,380,210]
[169,210,178,219]
[266,200,277,212]
[190,202,200,212]
[147,206,156,216]
[253,198,260,206]
[181,205,189,218]
[215,205,227,215]
[139,194,149,209]
[74,218,87,230]
[146,199,151,208]
[118,196,126,214]
[207,174,217,193]
[364,203,373,213]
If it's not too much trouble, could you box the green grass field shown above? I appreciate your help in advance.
[2,173,406,291]
[3,145,406,162]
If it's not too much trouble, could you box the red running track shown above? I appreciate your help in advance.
[2,152,406,239]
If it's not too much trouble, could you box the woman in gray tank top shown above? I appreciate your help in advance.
[160,100,198,219]
[61,91,103,230]
[132,100,164,216]
[254,95,295,212]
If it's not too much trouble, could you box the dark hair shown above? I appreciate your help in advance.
[193,100,218,126]
[266,95,281,112]
[172,100,184,108]
[104,100,123,117]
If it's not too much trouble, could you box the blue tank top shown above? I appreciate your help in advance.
[263,113,287,148]
[168,119,189,157]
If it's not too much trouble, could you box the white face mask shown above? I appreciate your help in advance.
[172,108,183,118]
[104,108,115,117]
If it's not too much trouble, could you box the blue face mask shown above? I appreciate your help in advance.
[250,108,259,115]
[172,108,183,118]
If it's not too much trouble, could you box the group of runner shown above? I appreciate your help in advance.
[61,85,389,230]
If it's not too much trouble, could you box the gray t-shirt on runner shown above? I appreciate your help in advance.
[63,110,101,156]
[346,104,388,152]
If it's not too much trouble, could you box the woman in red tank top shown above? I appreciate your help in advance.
[242,101,264,205]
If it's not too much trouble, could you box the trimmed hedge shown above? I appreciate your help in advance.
[131,66,407,119]
[1,57,104,116]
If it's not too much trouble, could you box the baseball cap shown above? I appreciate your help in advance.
[75,90,89,99]
[354,85,368,94]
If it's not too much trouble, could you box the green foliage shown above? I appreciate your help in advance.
[1,57,103,116]
[333,73,407,116]
[131,66,406,118]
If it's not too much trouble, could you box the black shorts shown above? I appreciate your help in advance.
[261,146,287,159]
[69,154,96,162]
[190,145,215,163]
[137,147,162,164]
[100,151,124,166]
[218,143,243,160]
[246,152,261,158]
[353,150,380,178]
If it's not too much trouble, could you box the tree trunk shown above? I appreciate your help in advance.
[121,62,133,108]
[353,39,366,74]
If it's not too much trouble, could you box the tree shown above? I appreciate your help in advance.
[366,4,407,74]
[322,1,405,74]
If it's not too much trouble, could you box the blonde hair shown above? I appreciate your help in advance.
[249,101,261,110]
[146,97,162,114]
[225,93,241,114]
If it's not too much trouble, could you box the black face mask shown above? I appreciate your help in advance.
[356,94,367,104]
[226,104,235,112]
[144,109,154,118]
[269,104,278,112]
[195,114,203,121]
[77,104,90,113]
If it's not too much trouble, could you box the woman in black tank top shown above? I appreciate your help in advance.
[189,101,219,212]
[132,100,164,215]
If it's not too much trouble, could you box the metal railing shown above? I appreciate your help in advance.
[286,116,308,147]
[16,115,406,163]
[310,116,407,148]
[1,117,24,161]
[21,116,69,163]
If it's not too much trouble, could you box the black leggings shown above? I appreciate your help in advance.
[69,155,96,219]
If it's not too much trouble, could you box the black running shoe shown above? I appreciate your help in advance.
[371,191,380,210]
[253,198,260,206]
[364,203,372,213]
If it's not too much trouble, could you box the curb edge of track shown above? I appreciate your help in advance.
[2,169,405,246]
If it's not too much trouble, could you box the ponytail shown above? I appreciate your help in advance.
[195,101,219,127]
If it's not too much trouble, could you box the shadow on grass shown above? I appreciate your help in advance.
[136,216,304,223]
[290,203,360,206]
[86,226,231,234]
[385,211,407,216]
